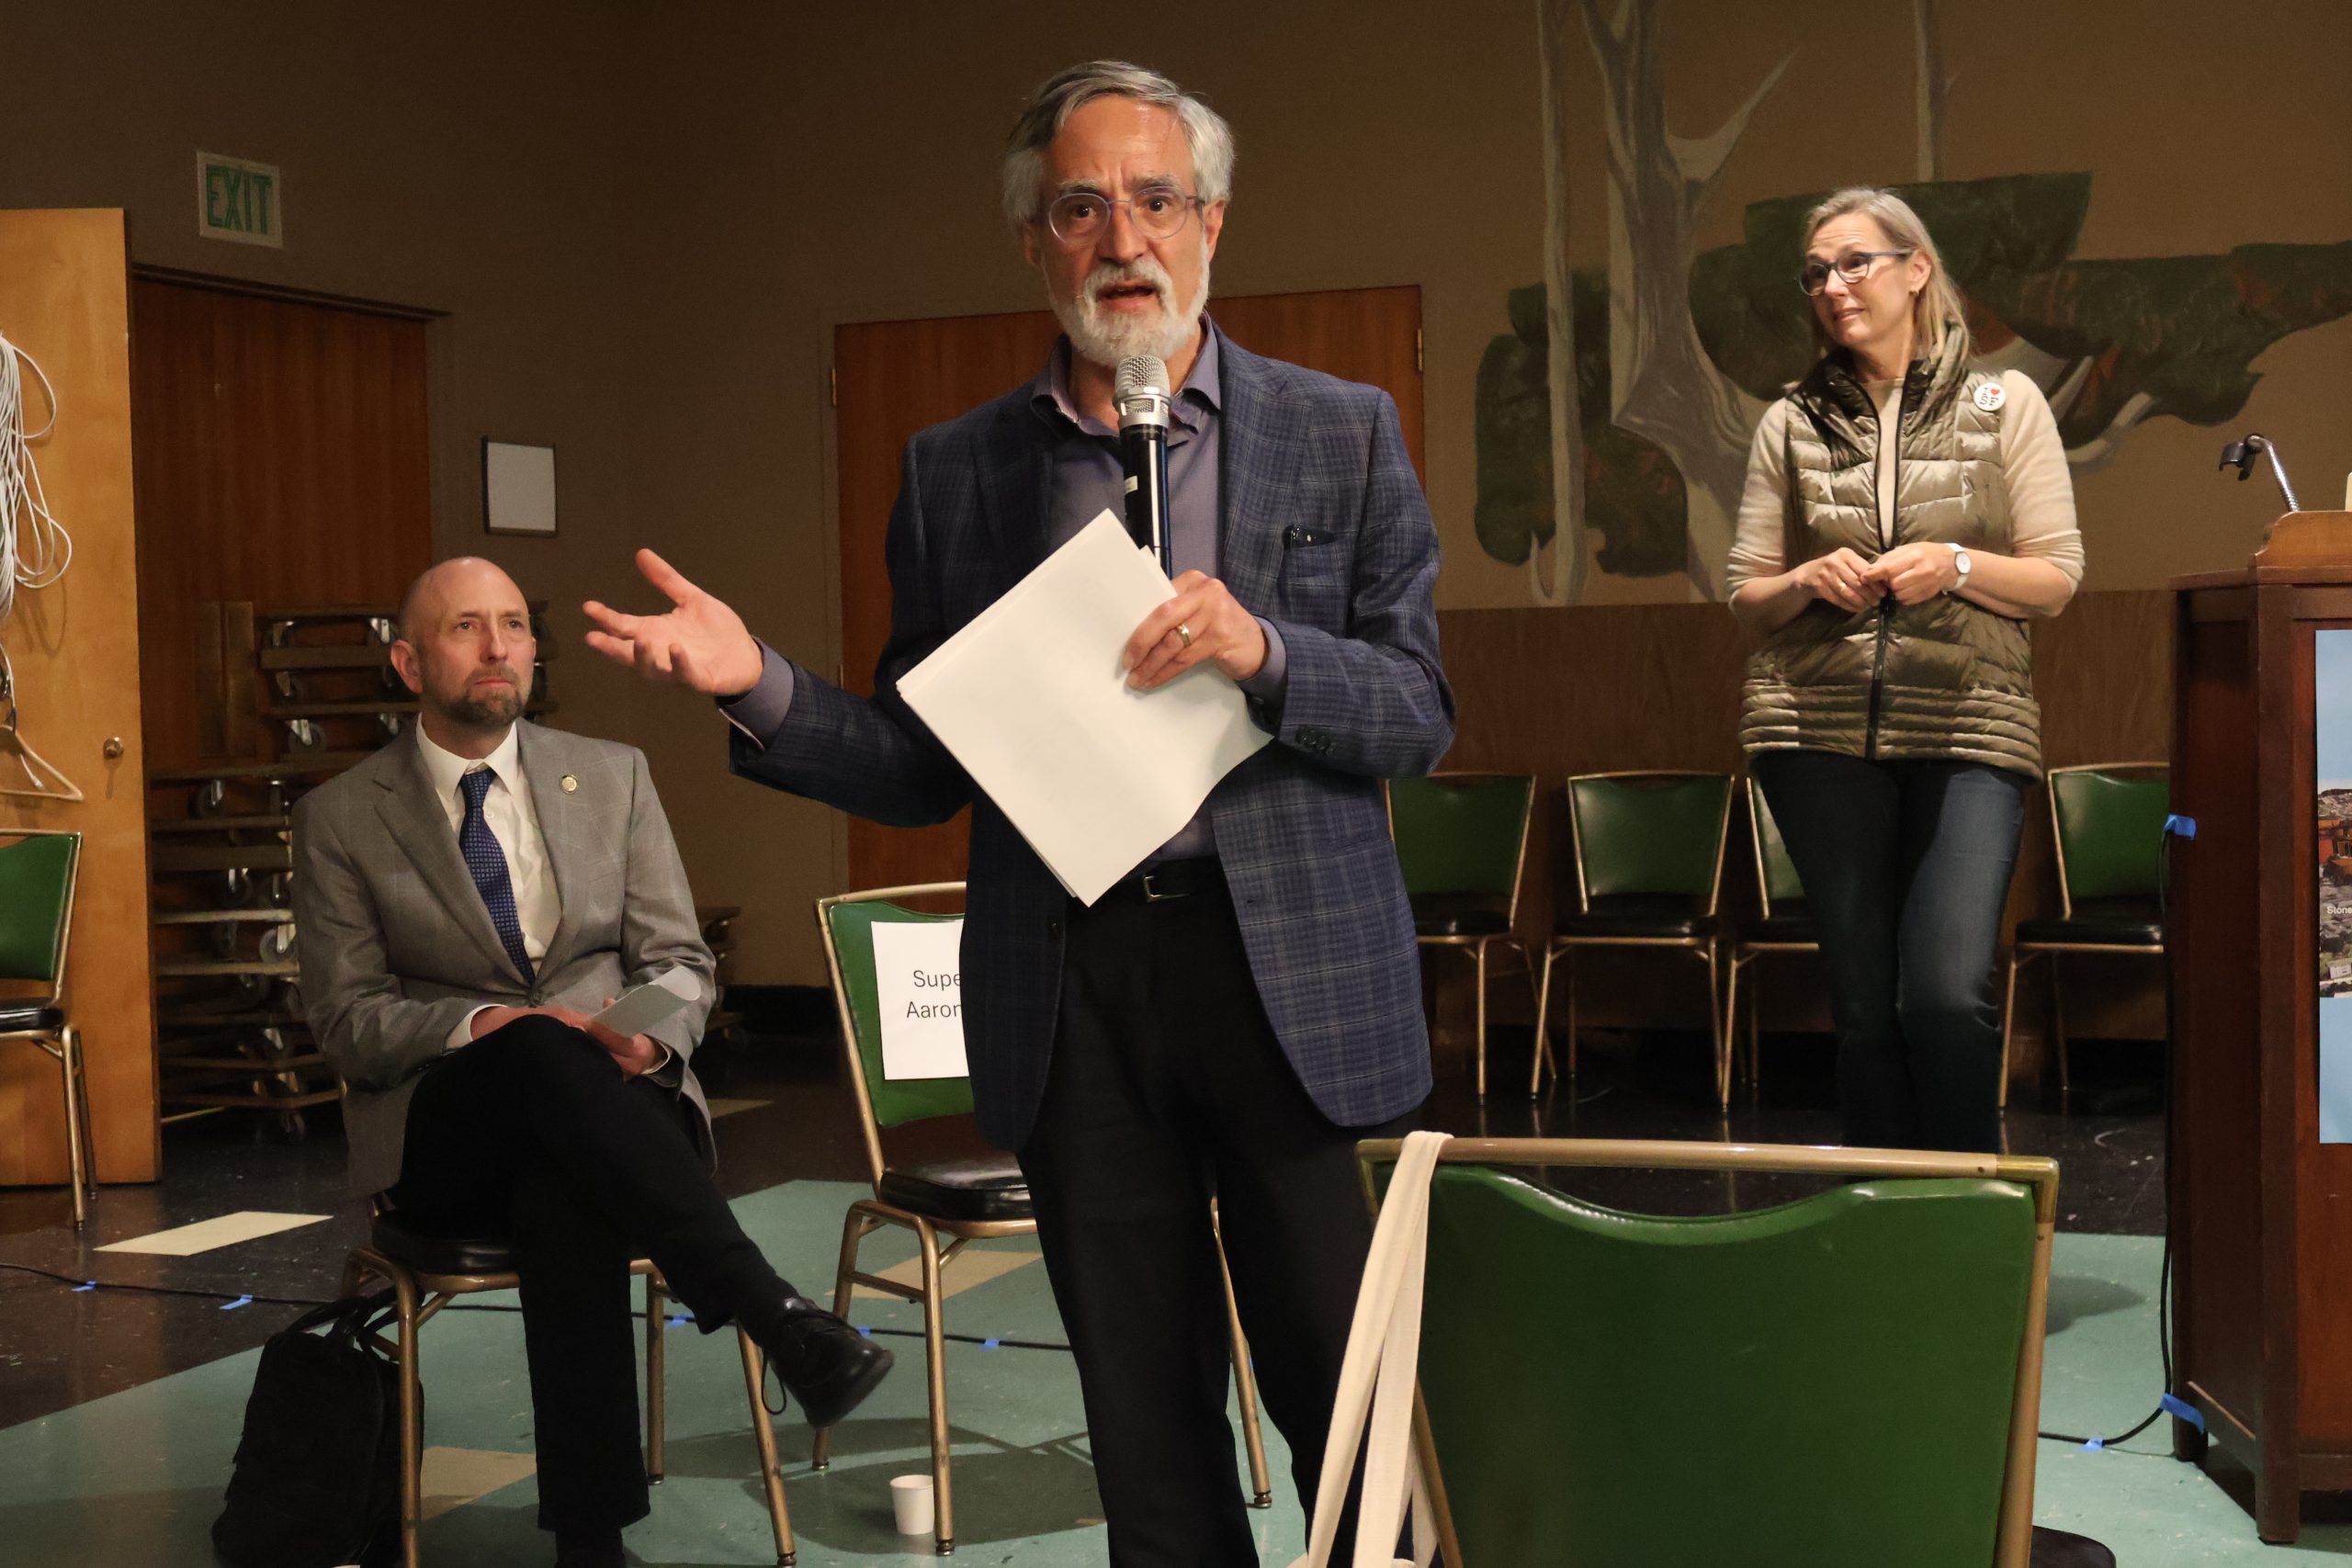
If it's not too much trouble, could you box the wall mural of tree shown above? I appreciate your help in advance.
[1483,0,2352,604]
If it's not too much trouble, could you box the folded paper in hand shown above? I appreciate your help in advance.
[591,966,700,1038]
[895,512,1272,905]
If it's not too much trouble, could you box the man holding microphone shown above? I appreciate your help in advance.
[586,61,1451,1565]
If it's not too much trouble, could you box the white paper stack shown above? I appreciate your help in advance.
[896,512,1271,904]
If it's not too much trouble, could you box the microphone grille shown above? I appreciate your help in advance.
[1114,354,1170,403]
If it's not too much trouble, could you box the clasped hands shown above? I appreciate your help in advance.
[1803,544,1962,613]
[580,548,1265,696]
[470,1003,662,1076]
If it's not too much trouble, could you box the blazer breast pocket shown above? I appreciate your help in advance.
[1275,526,1351,627]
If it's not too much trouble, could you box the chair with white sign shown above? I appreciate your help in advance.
[813,884,1272,1555]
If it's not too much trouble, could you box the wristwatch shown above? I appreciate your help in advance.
[1946,542,1973,593]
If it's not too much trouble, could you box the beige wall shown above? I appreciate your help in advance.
[6,1,2346,984]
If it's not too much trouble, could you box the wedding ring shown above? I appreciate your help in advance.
[1177,623,1193,649]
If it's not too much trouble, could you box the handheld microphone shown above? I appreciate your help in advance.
[1114,355,1174,578]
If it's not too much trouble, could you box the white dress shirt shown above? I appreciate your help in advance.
[417,725,560,1050]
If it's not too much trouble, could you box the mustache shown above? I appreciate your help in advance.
[1082,258,1174,308]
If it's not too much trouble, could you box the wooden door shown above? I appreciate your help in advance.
[130,275,434,769]
[0,210,156,1186]
[832,284,1423,892]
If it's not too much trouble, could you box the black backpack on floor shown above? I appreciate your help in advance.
[212,1291,406,1568]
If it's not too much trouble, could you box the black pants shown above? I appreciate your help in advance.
[386,1015,789,1533]
[1017,874,1418,1567]
[1752,750,2030,1154]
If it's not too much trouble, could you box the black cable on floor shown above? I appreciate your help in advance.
[2034,813,2198,1455]
[0,1259,1072,1350]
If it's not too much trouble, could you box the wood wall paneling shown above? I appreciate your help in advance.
[0,209,156,1184]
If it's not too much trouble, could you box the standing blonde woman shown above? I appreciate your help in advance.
[1726,187,2084,1153]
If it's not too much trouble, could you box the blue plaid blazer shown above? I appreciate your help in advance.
[734,326,1454,1150]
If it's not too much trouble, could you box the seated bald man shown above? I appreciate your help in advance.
[292,558,891,1568]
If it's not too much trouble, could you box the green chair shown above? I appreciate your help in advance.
[1390,773,1537,1098]
[0,829,95,1228]
[815,885,1272,1556]
[1723,776,1820,1109]
[1359,1136,2059,1568]
[2002,763,2170,1102]
[1533,773,1733,1101]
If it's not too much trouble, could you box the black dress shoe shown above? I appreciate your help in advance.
[552,1526,625,1568]
[742,1293,896,1428]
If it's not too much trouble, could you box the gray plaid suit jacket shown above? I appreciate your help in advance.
[734,327,1453,1151]
[294,723,718,1196]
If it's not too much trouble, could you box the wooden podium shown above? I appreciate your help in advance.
[2172,511,2352,1541]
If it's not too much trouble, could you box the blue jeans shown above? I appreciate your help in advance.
[1751,750,2029,1153]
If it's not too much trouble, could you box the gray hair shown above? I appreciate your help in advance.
[1001,61,1236,230]
[1801,186,1972,364]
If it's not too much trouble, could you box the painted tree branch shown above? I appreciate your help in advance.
[1577,0,1792,598]
[1913,0,1951,181]
[1532,0,1585,605]
[2064,390,2160,474]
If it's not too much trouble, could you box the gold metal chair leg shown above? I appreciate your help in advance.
[1213,1221,1273,1508]
[738,1329,797,1565]
[1473,941,1490,1100]
[915,1219,955,1555]
[58,1024,89,1229]
[1998,950,2020,1111]
[1565,948,1580,1080]
[645,1274,666,1483]
[1719,957,1740,1111]
[394,1273,425,1568]
[2051,953,2073,1104]
[810,1206,867,1472]
[1530,944,1559,1098]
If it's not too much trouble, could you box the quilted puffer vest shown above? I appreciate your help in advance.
[1737,343,2041,778]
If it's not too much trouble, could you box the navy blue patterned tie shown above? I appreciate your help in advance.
[458,768,535,982]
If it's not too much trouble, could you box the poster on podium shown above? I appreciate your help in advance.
[2317,630,2352,1141]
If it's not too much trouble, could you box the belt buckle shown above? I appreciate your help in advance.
[1139,871,1182,903]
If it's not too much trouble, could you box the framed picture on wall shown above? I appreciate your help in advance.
[482,440,558,536]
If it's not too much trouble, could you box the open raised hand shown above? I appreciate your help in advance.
[582,548,765,695]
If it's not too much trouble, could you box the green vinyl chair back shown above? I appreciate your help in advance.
[0,831,78,988]
[1747,775,1806,916]
[1414,1163,2041,1567]
[1566,772,1733,912]
[2049,764,2170,912]
[817,886,975,1140]
[1389,773,1534,901]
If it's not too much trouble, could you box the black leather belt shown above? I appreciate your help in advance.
[1102,856,1227,904]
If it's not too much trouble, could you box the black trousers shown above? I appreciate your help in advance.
[1017,874,1418,1567]
[1752,750,2030,1153]
[386,1015,789,1532]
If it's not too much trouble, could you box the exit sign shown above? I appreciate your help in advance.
[197,152,282,248]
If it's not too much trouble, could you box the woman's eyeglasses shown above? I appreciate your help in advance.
[1799,249,1914,296]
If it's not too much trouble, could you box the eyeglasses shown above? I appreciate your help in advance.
[1043,183,1206,246]
[1798,249,1914,296]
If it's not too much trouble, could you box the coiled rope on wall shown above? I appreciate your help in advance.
[0,327,73,626]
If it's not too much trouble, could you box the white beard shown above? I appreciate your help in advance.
[1053,252,1213,372]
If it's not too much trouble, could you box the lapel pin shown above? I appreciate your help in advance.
[560,773,579,794]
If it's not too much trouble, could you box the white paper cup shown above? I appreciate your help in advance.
[891,1472,936,1536]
